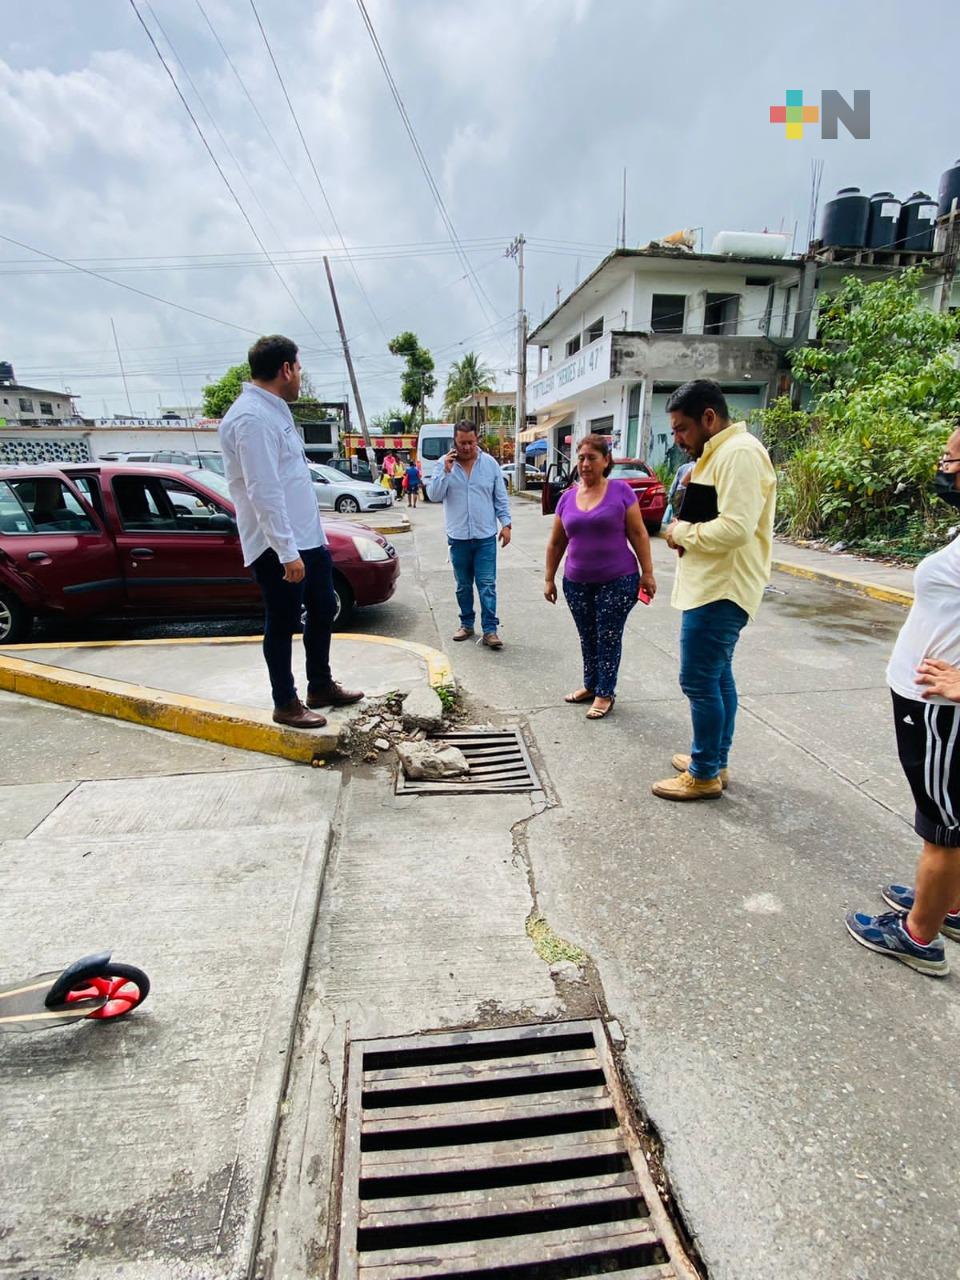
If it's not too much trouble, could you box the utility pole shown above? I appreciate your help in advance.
[506,234,527,490]
[323,255,378,480]
[936,208,960,313]
[110,318,134,419]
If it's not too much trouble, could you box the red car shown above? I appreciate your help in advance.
[542,457,667,533]
[0,463,399,644]
[609,459,667,532]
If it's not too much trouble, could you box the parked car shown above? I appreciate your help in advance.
[417,423,455,497]
[307,463,394,514]
[0,463,399,643]
[500,462,546,487]
[608,459,668,533]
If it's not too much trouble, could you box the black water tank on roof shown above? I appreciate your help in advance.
[938,160,960,219]
[820,187,869,248]
[897,192,937,250]
[866,192,900,248]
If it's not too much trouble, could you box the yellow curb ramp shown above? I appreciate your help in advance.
[770,558,914,608]
[0,634,453,764]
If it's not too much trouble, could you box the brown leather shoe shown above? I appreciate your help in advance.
[306,681,364,708]
[273,699,327,729]
[482,632,504,650]
[452,626,475,642]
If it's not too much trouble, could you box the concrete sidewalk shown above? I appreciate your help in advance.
[771,538,915,606]
[0,700,342,1280]
[0,633,451,763]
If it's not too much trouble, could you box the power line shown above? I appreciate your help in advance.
[127,0,336,353]
[248,0,390,345]
[0,231,260,334]
[352,0,508,350]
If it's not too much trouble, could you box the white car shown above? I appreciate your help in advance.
[307,463,394,515]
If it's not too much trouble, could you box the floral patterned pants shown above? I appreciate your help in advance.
[562,572,639,699]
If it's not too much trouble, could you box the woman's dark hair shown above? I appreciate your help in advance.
[248,334,298,381]
[665,379,729,422]
[577,432,614,477]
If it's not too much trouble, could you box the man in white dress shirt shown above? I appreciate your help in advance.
[219,335,362,728]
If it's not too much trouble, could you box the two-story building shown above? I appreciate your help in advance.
[523,240,801,469]
[0,362,79,427]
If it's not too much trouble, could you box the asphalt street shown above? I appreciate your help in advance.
[342,496,955,1280]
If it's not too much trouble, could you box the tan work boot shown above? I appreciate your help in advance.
[452,626,475,642]
[651,769,723,801]
[672,753,729,789]
[482,632,504,650]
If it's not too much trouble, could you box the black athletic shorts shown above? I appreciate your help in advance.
[892,689,960,847]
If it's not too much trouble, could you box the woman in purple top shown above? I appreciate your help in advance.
[544,434,657,719]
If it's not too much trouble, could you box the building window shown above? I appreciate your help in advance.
[39,401,53,416]
[588,415,614,435]
[583,317,603,344]
[703,293,740,336]
[565,334,581,358]
[18,397,34,413]
[650,295,685,334]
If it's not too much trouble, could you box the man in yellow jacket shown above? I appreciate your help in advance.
[652,380,776,801]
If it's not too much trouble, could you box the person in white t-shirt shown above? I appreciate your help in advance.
[846,425,960,977]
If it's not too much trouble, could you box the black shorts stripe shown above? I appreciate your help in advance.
[892,690,960,847]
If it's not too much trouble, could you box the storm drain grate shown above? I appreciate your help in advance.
[396,729,543,796]
[336,1019,699,1279]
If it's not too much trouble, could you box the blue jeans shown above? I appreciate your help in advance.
[679,599,749,779]
[448,536,498,634]
[251,545,336,707]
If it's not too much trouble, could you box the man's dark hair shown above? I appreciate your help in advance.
[454,419,480,436]
[665,379,729,422]
[248,335,298,381]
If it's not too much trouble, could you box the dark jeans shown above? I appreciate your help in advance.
[448,536,498,634]
[562,572,639,699]
[679,599,749,779]
[251,545,336,708]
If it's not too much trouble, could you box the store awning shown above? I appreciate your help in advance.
[517,412,571,444]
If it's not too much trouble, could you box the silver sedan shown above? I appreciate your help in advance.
[307,464,395,515]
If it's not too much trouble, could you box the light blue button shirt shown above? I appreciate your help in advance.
[426,451,512,540]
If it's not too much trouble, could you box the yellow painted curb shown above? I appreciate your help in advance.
[0,634,453,761]
[771,558,913,608]
[7,632,455,688]
[0,654,338,763]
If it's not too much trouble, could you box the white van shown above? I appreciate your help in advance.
[416,422,456,498]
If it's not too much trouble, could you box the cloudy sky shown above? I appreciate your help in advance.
[1,0,956,420]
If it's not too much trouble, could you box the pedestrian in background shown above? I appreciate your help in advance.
[405,458,422,508]
[427,420,512,649]
[219,334,362,728]
[544,433,656,719]
[392,455,405,502]
[846,423,960,977]
[652,379,776,800]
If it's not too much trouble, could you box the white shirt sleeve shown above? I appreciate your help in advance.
[233,414,299,563]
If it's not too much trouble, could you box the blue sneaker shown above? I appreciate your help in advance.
[880,885,960,941]
[845,910,948,977]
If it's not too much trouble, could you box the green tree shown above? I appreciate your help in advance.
[369,406,411,431]
[388,331,436,425]
[443,351,494,417]
[202,363,249,418]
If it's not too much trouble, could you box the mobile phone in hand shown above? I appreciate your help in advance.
[637,588,652,605]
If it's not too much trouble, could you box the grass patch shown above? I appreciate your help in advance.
[526,912,587,965]
[435,683,459,713]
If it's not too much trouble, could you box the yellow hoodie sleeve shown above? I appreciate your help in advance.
[672,443,773,555]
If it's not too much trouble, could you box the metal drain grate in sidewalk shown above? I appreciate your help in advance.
[396,729,542,796]
[336,1019,699,1279]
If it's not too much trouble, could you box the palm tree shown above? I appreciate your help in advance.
[444,351,495,419]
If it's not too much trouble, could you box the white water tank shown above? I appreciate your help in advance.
[710,231,791,258]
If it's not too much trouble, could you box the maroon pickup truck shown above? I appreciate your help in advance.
[0,462,400,644]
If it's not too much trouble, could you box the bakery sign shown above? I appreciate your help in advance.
[527,332,613,413]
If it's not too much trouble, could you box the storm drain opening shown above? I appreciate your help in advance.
[396,729,543,796]
[336,1019,701,1279]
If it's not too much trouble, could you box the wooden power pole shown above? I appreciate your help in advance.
[323,256,378,480]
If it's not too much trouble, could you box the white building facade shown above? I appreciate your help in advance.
[524,248,803,469]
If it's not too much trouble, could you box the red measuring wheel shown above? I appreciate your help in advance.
[64,963,150,1021]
